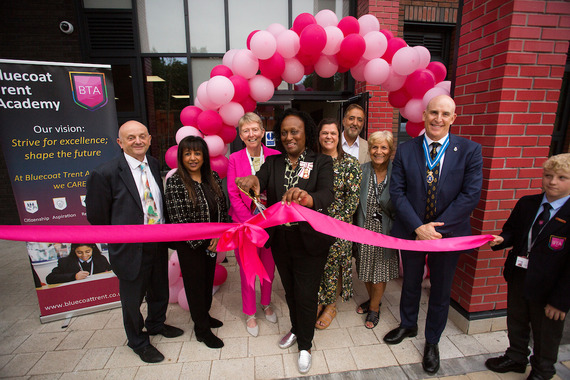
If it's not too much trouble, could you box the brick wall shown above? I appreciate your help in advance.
[452,0,570,313]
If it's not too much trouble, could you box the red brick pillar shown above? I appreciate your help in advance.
[452,0,570,316]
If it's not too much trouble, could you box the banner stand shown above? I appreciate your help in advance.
[40,301,122,324]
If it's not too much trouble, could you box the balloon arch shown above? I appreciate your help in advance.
[164,10,451,180]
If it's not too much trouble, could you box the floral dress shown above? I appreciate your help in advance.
[317,154,362,304]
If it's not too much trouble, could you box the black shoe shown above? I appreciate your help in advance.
[485,355,527,373]
[209,316,223,328]
[148,324,184,338]
[134,344,164,363]
[383,325,418,344]
[196,330,224,349]
[422,343,440,374]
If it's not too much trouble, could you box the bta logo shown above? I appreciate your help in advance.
[69,72,108,111]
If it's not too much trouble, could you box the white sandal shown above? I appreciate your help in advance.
[246,315,259,337]
[262,304,277,323]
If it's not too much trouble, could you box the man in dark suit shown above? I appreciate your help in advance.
[485,153,570,380]
[86,120,183,363]
[384,95,483,375]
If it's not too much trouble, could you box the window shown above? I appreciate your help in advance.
[138,0,186,53]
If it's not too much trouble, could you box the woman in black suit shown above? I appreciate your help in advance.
[165,136,228,349]
[46,244,111,284]
[236,108,334,374]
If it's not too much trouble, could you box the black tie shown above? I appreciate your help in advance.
[425,142,440,223]
[531,203,551,242]
[80,260,91,272]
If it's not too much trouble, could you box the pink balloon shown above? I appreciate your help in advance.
[197,110,223,135]
[271,76,283,88]
[282,58,304,84]
[358,14,380,36]
[249,75,274,102]
[180,105,202,126]
[337,34,366,68]
[211,155,229,178]
[337,16,359,36]
[194,97,205,111]
[229,75,250,103]
[165,168,177,183]
[314,54,338,78]
[435,80,451,93]
[204,135,225,157]
[276,30,300,59]
[422,86,448,110]
[413,46,431,69]
[392,46,421,76]
[177,287,189,310]
[364,58,390,85]
[218,124,238,144]
[315,9,338,27]
[176,126,203,144]
[169,279,183,303]
[322,26,344,55]
[406,121,425,138]
[304,65,314,75]
[363,31,388,60]
[222,143,229,155]
[405,69,436,98]
[292,13,316,35]
[213,264,228,286]
[427,61,447,83]
[246,30,259,50]
[219,102,245,127]
[350,58,368,81]
[266,23,286,37]
[388,88,412,109]
[197,81,220,110]
[232,49,259,79]
[401,98,424,123]
[216,250,226,264]
[250,30,277,60]
[168,254,181,285]
[210,64,233,78]
[380,29,394,41]
[240,96,257,113]
[299,24,327,56]
[259,52,285,79]
[382,66,407,91]
[223,49,239,68]
[383,37,407,64]
[165,145,178,169]
[207,75,235,106]
[297,52,320,67]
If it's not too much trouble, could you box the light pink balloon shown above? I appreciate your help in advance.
[169,279,183,303]
[222,143,229,155]
[350,58,368,81]
[194,97,205,111]
[219,102,245,126]
[363,31,388,60]
[322,26,344,55]
[216,250,226,264]
[222,49,238,68]
[204,134,225,157]
[314,54,338,78]
[211,155,229,178]
[176,126,203,144]
[165,145,178,169]
[232,49,259,79]
[315,9,338,27]
[282,58,304,84]
[364,58,390,85]
[177,287,189,309]
[165,168,178,183]
[168,253,180,285]
[382,66,407,91]
[276,29,300,59]
[392,46,421,76]
[250,30,277,60]
[401,98,424,123]
[422,86,448,110]
[207,75,235,106]
[266,23,286,37]
[249,75,275,102]
[358,14,380,36]
[413,45,431,69]
[435,80,451,93]
[197,81,221,110]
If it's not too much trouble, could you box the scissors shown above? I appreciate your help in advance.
[237,186,267,219]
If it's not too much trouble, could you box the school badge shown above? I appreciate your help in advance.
[53,197,67,211]
[69,72,108,111]
[24,200,38,214]
[549,235,565,251]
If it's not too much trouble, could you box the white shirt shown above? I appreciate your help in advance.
[124,152,163,223]
[341,132,360,160]
[424,134,449,175]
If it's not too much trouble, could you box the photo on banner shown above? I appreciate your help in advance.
[0,59,121,322]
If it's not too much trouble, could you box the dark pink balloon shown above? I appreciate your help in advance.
[299,24,327,55]
[404,69,436,98]
[180,105,202,126]
[218,124,238,144]
[337,65,349,73]
[292,13,316,35]
[271,76,283,88]
[426,61,447,83]
[297,52,320,66]
[388,88,412,109]
[383,37,407,64]
[337,16,359,37]
[197,110,223,135]
[210,64,233,78]
[406,121,425,137]
[241,95,257,113]
[213,263,228,284]
[246,30,259,50]
[229,75,250,103]
[211,156,229,179]
[259,52,286,79]
[304,64,314,75]
[380,29,394,41]
[165,145,178,169]
[337,34,366,68]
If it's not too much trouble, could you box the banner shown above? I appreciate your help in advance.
[0,59,121,322]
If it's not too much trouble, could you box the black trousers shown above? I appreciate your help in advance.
[399,250,461,344]
[119,242,169,350]
[176,242,217,336]
[505,267,565,379]
[271,228,327,351]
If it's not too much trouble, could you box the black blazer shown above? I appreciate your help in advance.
[257,150,335,256]
[493,193,570,313]
[86,153,169,281]
[46,255,111,284]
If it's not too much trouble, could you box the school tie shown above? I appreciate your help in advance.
[424,142,440,223]
[140,163,160,225]
[80,260,91,272]
[531,203,551,242]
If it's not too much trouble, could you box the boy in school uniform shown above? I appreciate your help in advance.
[485,153,570,380]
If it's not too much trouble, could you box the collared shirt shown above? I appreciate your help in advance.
[341,132,360,160]
[124,152,163,222]
[533,194,570,225]
[424,133,449,175]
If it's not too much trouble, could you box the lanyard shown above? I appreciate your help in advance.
[423,135,449,171]
[372,171,386,206]
[77,259,94,275]
[246,146,264,175]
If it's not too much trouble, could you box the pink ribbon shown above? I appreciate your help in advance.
[0,203,494,288]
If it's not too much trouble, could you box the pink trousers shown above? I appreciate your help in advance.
[235,246,275,315]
